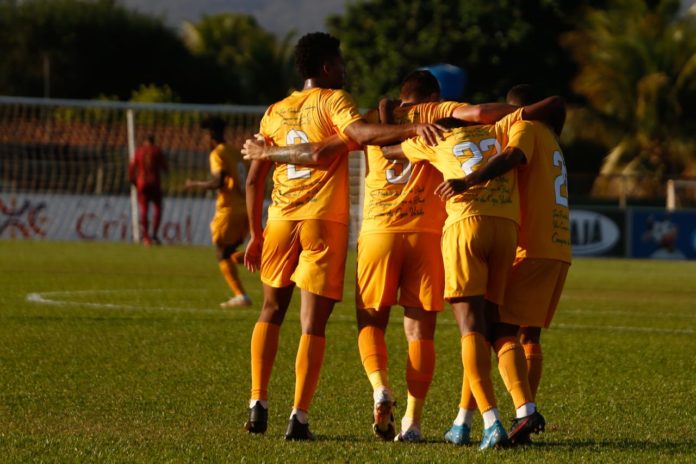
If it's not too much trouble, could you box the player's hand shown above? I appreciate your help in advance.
[184,179,195,189]
[244,235,264,272]
[414,123,446,146]
[241,134,267,160]
[435,178,470,200]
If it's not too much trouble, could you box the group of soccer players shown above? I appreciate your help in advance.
[201,31,571,449]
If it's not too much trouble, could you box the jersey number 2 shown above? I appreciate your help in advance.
[286,129,311,180]
[553,150,569,207]
[453,138,500,175]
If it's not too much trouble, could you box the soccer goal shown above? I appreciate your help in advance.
[666,179,696,211]
[0,96,366,245]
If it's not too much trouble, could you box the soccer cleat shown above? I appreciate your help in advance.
[508,410,545,445]
[444,423,471,446]
[372,392,395,441]
[220,294,252,308]
[479,420,509,450]
[285,414,315,441]
[244,402,268,434]
[394,427,422,443]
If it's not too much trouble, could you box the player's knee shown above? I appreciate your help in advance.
[519,326,541,344]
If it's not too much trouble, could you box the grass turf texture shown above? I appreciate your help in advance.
[1,241,695,463]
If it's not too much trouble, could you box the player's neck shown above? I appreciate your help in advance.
[303,78,334,90]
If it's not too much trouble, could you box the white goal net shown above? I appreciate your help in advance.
[0,96,365,246]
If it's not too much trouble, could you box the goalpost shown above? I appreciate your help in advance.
[0,96,367,246]
[666,179,696,211]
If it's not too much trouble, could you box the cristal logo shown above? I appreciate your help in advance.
[570,210,620,255]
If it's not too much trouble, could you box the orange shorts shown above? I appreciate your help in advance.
[260,219,348,301]
[500,258,570,328]
[210,208,248,247]
[441,216,518,304]
[356,232,445,312]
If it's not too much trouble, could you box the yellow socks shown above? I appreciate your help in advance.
[293,334,326,411]
[404,339,435,425]
[523,342,543,400]
[250,322,280,401]
[358,326,389,391]
[495,336,534,409]
[460,332,496,413]
[459,371,478,411]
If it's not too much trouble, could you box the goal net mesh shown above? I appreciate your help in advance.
[0,97,365,245]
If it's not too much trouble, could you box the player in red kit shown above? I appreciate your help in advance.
[129,134,167,245]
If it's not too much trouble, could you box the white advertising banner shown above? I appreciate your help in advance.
[0,193,216,245]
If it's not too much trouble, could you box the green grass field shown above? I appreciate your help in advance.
[1,241,695,463]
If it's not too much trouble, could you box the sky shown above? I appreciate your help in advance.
[120,0,350,37]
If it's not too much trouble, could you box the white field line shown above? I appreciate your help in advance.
[25,290,694,335]
[25,290,224,314]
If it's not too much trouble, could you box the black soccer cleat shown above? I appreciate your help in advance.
[285,415,315,441]
[507,410,545,445]
[244,402,268,434]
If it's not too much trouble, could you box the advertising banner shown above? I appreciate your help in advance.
[629,208,696,260]
[570,207,626,257]
[0,193,216,245]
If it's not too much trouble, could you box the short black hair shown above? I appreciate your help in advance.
[400,70,440,101]
[434,117,467,129]
[201,116,226,142]
[506,84,537,106]
[294,32,341,80]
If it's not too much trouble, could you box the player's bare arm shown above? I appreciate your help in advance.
[435,147,527,200]
[380,144,407,161]
[242,134,348,166]
[184,172,224,190]
[453,103,517,124]
[343,119,446,147]
[243,159,272,273]
[520,96,566,136]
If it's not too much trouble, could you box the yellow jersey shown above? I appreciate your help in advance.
[361,101,463,235]
[401,109,524,230]
[259,87,363,224]
[505,120,571,263]
[210,143,246,213]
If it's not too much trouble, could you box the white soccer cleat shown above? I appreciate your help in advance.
[220,294,252,308]
[394,427,422,443]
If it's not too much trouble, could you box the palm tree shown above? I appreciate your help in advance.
[563,0,696,198]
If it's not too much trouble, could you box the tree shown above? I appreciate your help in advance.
[0,0,227,102]
[327,0,598,107]
[182,13,298,104]
[563,0,696,196]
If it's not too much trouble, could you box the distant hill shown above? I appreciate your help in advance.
[120,0,348,36]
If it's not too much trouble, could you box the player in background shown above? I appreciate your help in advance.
[241,32,445,441]
[435,85,570,445]
[129,134,167,245]
[185,116,252,308]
